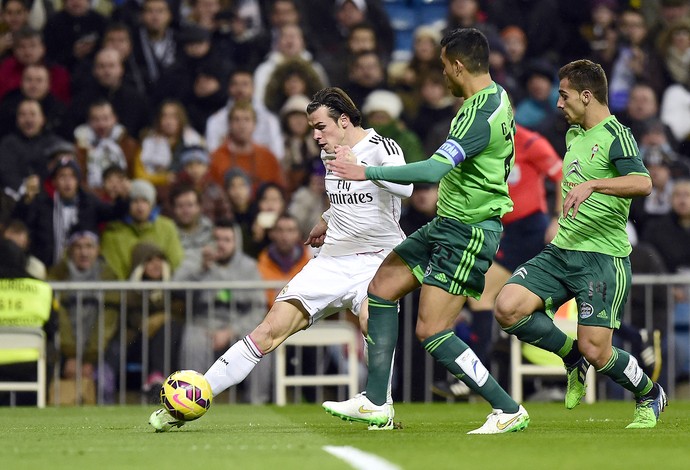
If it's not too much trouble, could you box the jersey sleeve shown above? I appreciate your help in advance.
[370,137,414,197]
[433,113,491,166]
[528,134,563,182]
[609,129,649,176]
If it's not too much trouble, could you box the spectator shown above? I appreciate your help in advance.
[263,57,324,115]
[0,63,67,139]
[47,229,119,403]
[410,71,457,155]
[278,94,321,194]
[172,145,231,223]
[618,83,672,144]
[169,182,214,258]
[183,0,221,31]
[74,100,139,190]
[257,213,312,307]
[322,20,378,88]
[441,0,501,46]
[97,164,131,203]
[180,61,228,134]
[515,59,559,131]
[126,241,184,399]
[500,25,529,101]
[343,49,387,108]
[224,168,254,252]
[0,99,61,198]
[660,78,690,157]
[658,19,690,86]
[172,219,268,403]
[100,179,183,279]
[388,25,443,120]
[205,68,283,158]
[0,26,70,103]
[137,99,204,190]
[253,23,328,108]
[642,179,690,274]
[212,7,267,73]
[2,218,46,279]
[609,8,668,113]
[208,101,285,191]
[12,156,129,268]
[361,89,425,163]
[42,0,106,72]
[67,47,151,140]
[71,22,147,95]
[0,0,30,60]
[130,0,181,95]
[246,182,286,259]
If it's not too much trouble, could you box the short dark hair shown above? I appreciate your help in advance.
[214,218,236,230]
[558,59,608,106]
[169,183,200,206]
[440,28,490,74]
[307,87,362,126]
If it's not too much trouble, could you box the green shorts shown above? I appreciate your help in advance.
[394,216,501,299]
[506,244,631,329]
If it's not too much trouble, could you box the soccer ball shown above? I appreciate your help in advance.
[160,370,213,421]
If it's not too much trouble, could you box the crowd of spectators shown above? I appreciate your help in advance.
[2,0,690,400]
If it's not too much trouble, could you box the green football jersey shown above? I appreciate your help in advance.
[552,115,649,257]
[432,82,515,226]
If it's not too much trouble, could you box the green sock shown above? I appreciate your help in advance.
[422,329,518,413]
[597,347,653,397]
[364,292,398,406]
[504,311,576,359]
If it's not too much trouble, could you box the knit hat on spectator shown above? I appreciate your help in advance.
[178,24,211,45]
[44,139,76,160]
[180,146,210,166]
[362,90,403,119]
[51,156,82,179]
[224,167,251,188]
[129,179,157,205]
[280,94,310,118]
[337,0,366,12]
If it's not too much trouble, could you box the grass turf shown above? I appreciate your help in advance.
[1,401,688,469]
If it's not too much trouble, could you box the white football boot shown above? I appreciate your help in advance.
[467,405,530,434]
[323,392,394,430]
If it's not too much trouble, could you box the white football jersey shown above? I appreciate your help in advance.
[320,129,412,257]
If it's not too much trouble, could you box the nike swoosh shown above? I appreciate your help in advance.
[496,415,520,430]
[358,405,379,414]
[173,393,193,410]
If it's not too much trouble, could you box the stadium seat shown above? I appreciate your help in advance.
[417,4,447,26]
[510,307,596,404]
[274,321,359,406]
[0,327,47,408]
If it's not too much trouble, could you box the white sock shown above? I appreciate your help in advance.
[204,336,263,397]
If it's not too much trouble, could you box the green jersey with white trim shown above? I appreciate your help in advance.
[432,82,515,226]
[552,115,649,257]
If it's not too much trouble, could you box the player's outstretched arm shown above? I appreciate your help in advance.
[329,156,452,184]
[563,174,652,219]
[305,218,328,247]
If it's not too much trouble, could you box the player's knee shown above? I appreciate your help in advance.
[415,320,443,342]
[494,290,524,327]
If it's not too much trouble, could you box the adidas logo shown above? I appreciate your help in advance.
[597,310,608,319]
[434,273,448,283]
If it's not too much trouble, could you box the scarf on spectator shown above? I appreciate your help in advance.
[139,27,176,83]
[75,123,128,188]
[53,194,79,264]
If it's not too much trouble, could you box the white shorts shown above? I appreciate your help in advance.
[275,251,387,324]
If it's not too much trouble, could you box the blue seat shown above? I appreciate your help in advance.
[384,4,417,33]
[417,4,448,26]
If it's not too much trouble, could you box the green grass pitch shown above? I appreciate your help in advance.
[1,401,689,469]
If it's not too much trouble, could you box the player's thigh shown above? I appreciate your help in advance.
[501,244,571,317]
[369,250,420,300]
[567,250,632,330]
[416,284,468,340]
[467,262,512,310]
[423,217,500,299]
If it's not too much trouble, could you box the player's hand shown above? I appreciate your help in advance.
[305,218,327,247]
[562,181,594,219]
[327,155,366,181]
[334,144,357,164]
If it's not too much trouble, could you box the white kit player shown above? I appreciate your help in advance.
[149,87,412,431]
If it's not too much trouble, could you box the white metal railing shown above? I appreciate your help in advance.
[15,273,690,405]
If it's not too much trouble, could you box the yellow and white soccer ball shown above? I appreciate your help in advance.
[160,370,213,421]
